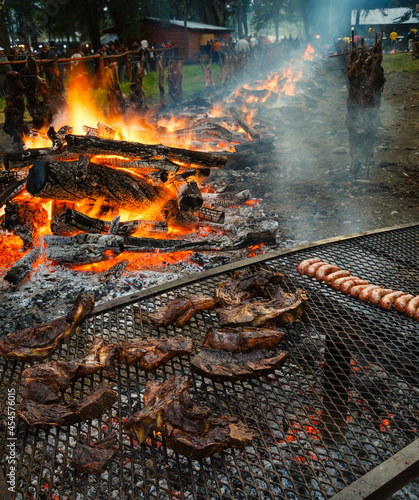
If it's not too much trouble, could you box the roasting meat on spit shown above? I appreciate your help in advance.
[148,294,216,328]
[297,257,419,320]
[71,433,118,474]
[98,336,194,378]
[18,382,118,428]
[123,376,253,459]
[0,292,94,360]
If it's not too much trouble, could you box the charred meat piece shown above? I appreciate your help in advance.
[203,326,285,353]
[99,336,193,378]
[217,288,308,328]
[0,292,94,360]
[18,382,118,428]
[191,348,288,381]
[22,337,106,403]
[123,376,253,459]
[71,432,118,474]
[148,295,216,328]
[215,268,284,307]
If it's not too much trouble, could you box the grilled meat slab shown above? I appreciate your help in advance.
[22,337,106,403]
[18,382,118,428]
[148,294,216,328]
[203,326,285,353]
[217,288,308,327]
[0,292,94,360]
[124,376,253,459]
[71,433,118,474]
[99,336,193,378]
[215,269,284,307]
[191,348,288,381]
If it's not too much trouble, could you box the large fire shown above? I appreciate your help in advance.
[1,46,315,278]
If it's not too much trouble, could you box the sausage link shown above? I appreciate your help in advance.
[341,279,369,294]
[332,275,358,290]
[297,257,321,275]
[369,288,393,306]
[380,291,405,311]
[315,264,341,282]
[306,261,328,278]
[394,294,414,313]
[405,296,419,318]
[325,270,351,286]
[349,284,371,298]
[359,285,383,302]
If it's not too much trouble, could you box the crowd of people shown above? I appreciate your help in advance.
[203,33,301,63]
[338,27,419,54]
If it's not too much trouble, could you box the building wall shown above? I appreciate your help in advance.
[142,20,232,62]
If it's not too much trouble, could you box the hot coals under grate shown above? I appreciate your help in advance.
[1,224,418,499]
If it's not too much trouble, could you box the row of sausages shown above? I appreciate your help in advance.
[297,257,419,321]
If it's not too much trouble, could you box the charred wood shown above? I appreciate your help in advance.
[3,147,59,170]
[124,235,221,253]
[65,134,227,169]
[234,133,275,154]
[91,155,180,173]
[96,260,129,282]
[26,158,165,211]
[195,206,225,224]
[1,200,49,248]
[228,106,260,139]
[175,179,203,211]
[0,177,26,209]
[43,233,124,264]
[201,189,251,208]
[3,246,40,285]
[50,201,76,236]
[64,208,167,236]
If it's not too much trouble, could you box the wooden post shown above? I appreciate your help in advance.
[158,53,166,108]
[98,54,105,88]
[126,52,131,81]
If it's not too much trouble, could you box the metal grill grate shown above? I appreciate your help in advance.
[1,224,419,499]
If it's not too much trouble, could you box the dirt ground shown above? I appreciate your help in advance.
[244,55,419,244]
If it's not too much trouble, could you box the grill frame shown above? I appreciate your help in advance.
[1,222,419,500]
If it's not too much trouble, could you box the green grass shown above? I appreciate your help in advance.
[382,52,419,73]
[0,63,223,125]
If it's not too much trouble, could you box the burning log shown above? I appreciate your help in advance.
[158,53,166,107]
[3,246,40,285]
[63,208,167,236]
[200,59,215,89]
[129,57,147,112]
[3,147,58,170]
[175,179,203,211]
[195,206,225,224]
[26,157,165,211]
[124,235,221,252]
[234,134,275,154]
[43,233,124,264]
[158,119,233,143]
[3,71,28,143]
[91,155,179,173]
[167,60,183,101]
[0,175,26,209]
[65,134,228,169]
[105,62,127,116]
[201,189,251,208]
[1,200,49,249]
[228,106,260,139]
[97,260,129,282]
[47,124,73,148]
[50,201,76,236]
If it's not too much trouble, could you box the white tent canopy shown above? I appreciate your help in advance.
[351,8,418,26]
